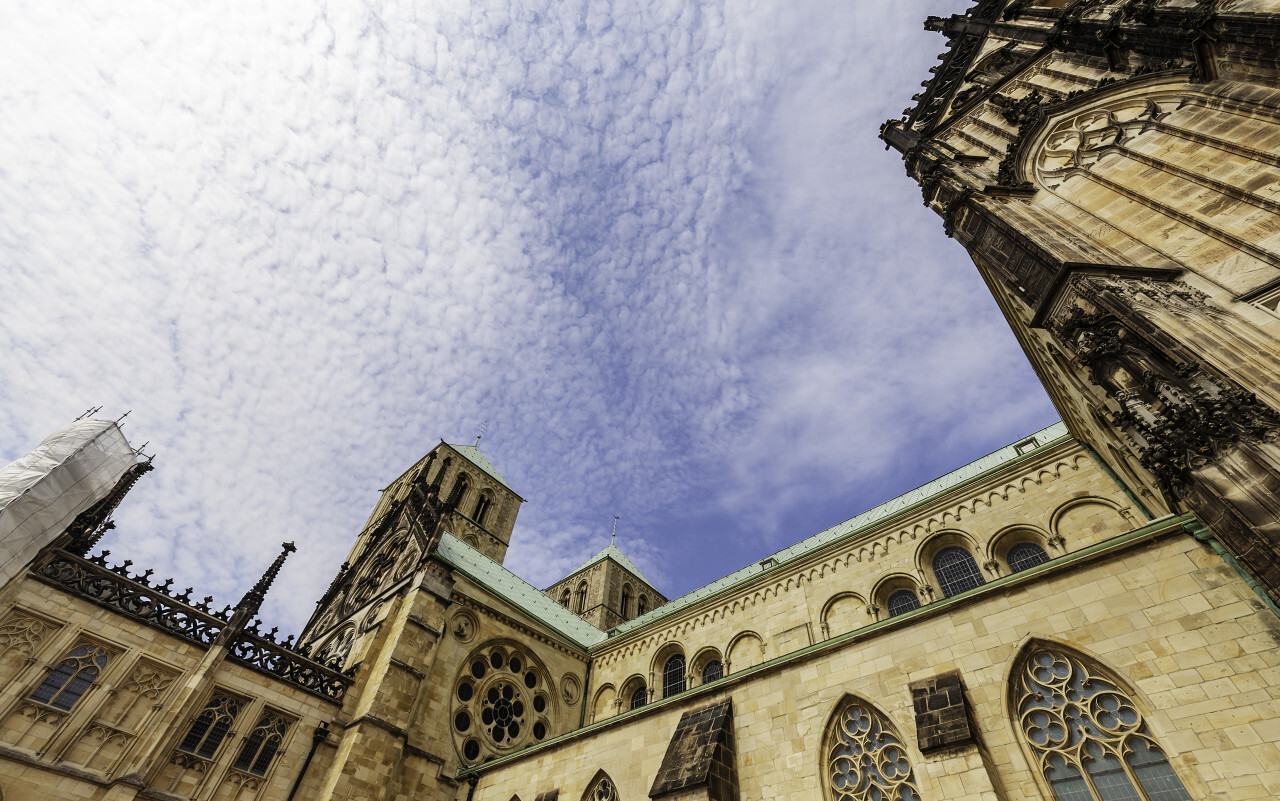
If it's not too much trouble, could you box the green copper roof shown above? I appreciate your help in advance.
[609,421,1070,637]
[561,542,655,588]
[436,532,606,648]
[448,443,517,495]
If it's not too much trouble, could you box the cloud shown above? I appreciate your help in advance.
[0,0,1055,632]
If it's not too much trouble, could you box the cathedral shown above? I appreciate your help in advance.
[2,1,1280,800]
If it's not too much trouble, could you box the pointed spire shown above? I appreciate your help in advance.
[64,461,155,556]
[236,541,296,617]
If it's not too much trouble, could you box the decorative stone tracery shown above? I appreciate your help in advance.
[1012,644,1192,801]
[452,642,555,765]
[823,698,921,801]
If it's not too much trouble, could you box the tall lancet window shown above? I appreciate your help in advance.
[620,584,633,620]
[1013,644,1191,801]
[448,474,471,507]
[473,493,492,526]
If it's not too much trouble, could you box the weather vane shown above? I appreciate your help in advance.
[474,419,489,446]
[611,515,620,546]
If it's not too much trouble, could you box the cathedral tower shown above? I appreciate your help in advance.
[882,0,1280,605]
[546,540,665,630]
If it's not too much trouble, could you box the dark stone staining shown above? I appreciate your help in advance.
[648,699,738,801]
[909,671,978,754]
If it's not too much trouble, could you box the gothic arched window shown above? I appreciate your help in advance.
[1007,542,1050,573]
[1013,644,1191,801]
[629,685,647,710]
[232,711,291,776]
[583,770,618,801]
[662,654,686,698]
[932,547,985,597]
[886,590,920,617]
[701,660,723,683]
[824,697,921,801]
[637,595,648,616]
[28,641,115,711]
[560,588,571,607]
[575,581,588,614]
[179,693,244,758]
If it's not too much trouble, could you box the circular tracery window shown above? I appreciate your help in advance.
[452,643,554,764]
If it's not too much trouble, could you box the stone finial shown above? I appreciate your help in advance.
[236,542,297,617]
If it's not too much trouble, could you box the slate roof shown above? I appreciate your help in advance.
[435,532,606,648]
[608,421,1071,636]
[448,443,519,496]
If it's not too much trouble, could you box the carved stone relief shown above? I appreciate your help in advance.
[1036,99,1170,180]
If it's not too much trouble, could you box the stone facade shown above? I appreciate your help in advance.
[881,0,1280,612]
[3,2,1280,800]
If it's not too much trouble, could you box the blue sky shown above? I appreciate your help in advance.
[0,0,1058,633]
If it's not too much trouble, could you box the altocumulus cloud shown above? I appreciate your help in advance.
[0,0,1056,632]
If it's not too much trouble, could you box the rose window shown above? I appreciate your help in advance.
[481,680,524,743]
[452,643,554,764]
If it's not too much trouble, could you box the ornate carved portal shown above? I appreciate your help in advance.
[1054,300,1280,498]
[1047,276,1280,602]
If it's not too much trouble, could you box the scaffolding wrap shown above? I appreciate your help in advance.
[0,419,137,587]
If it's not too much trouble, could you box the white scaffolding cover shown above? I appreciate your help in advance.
[0,419,137,587]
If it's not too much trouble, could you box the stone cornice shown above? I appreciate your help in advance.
[459,512,1195,780]
[591,435,1085,658]
[449,592,589,663]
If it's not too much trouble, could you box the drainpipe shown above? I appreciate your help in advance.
[1184,520,1280,618]
[286,721,330,801]
[465,773,479,801]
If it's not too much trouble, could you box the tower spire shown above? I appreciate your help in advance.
[236,541,297,617]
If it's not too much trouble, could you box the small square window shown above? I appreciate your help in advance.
[1014,438,1038,454]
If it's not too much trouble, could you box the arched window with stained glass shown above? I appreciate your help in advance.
[582,769,618,801]
[823,696,921,801]
[1012,643,1192,801]
[701,660,723,684]
[28,641,116,711]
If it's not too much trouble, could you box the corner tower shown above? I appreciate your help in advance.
[299,439,523,658]
[547,541,665,630]
[362,440,523,563]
